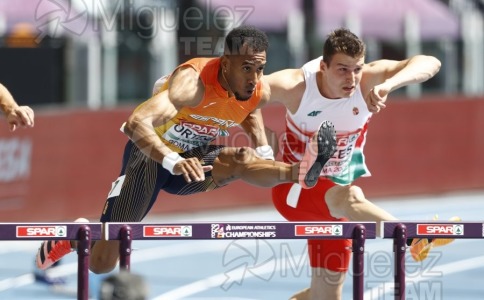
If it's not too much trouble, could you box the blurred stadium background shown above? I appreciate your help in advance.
[0,0,483,223]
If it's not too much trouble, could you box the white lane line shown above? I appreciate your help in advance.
[45,239,302,278]
[0,241,39,254]
[152,254,306,300]
[0,241,232,292]
[0,274,35,291]
[364,255,484,299]
[152,246,484,300]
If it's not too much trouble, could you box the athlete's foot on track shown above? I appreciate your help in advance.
[35,218,89,270]
[298,120,337,189]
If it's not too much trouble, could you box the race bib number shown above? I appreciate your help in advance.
[162,121,218,152]
[107,175,125,198]
[323,131,360,176]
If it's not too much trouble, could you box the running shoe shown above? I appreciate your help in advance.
[36,240,73,270]
[408,215,461,262]
[35,218,89,270]
[299,120,337,189]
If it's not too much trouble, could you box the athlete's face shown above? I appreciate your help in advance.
[320,53,364,99]
[222,50,267,101]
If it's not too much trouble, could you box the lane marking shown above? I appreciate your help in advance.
[152,250,484,300]
[152,254,306,300]
[0,274,34,291]
[0,241,235,292]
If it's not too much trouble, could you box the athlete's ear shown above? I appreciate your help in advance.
[320,59,327,72]
[221,55,230,72]
[222,55,234,74]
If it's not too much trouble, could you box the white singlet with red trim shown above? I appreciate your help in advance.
[282,57,373,185]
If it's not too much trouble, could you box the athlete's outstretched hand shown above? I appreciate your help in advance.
[365,83,390,114]
[174,158,213,183]
[6,106,34,131]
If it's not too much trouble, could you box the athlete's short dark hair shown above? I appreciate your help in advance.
[224,25,269,55]
[322,28,366,66]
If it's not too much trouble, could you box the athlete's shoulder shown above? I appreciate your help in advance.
[180,57,219,73]
[169,59,210,107]
[265,68,304,89]
[264,68,305,109]
[301,56,322,73]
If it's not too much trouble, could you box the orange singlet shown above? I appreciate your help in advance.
[100,57,264,223]
[142,57,263,153]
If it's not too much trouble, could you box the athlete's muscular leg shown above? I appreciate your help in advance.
[309,268,345,300]
[289,268,345,300]
[67,228,119,274]
[89,239,120,274]
[325,185,397,236]
[88,140,160,274]
[211,147,298,187]
[87,147,297,273]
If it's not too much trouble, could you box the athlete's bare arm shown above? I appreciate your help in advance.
[264,68,306,114]
[361,55,441,113]
[239,108,269,148]
[239,79,271,149]
[124,66,211,182]
[124,90,177,163]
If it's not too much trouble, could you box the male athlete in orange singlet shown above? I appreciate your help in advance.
[35,25,336,274]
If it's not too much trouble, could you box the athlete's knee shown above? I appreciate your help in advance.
[346,185,366,204]
[325,185,366,216]
[90,260,117,274]
[89,241,119,274]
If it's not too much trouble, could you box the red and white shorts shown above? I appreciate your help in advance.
[272,178,351,272]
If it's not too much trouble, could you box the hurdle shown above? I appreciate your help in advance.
[107,221,376,300]
[383,220,481,300]
[0,222,102,300]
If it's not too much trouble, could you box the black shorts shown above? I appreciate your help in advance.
[100,141,225,222]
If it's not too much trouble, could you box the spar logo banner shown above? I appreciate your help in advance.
[16,226,67,238]
[295,225,343,236]
[143,225,192,237]
[417,224,464,236]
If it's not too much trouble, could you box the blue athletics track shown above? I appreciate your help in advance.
[0,190,483,300]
